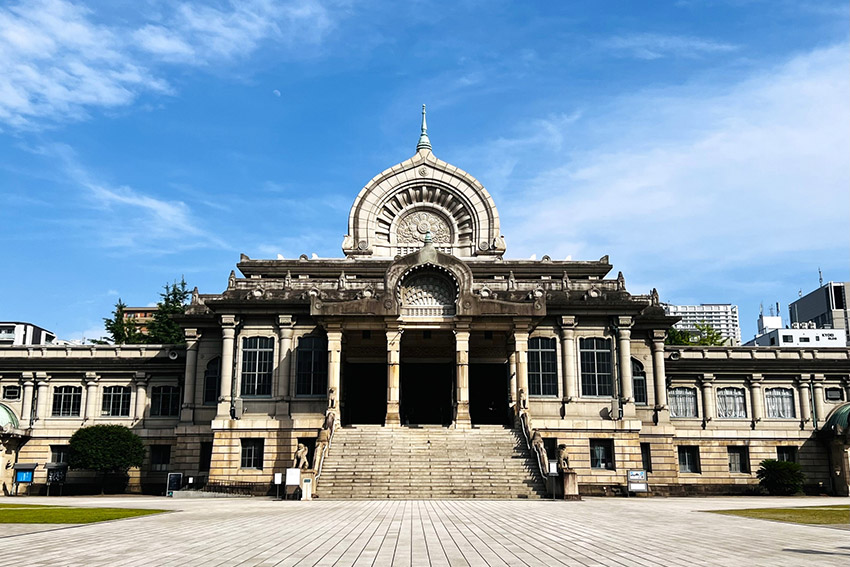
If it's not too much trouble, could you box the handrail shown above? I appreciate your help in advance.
[314,410,336,482]
[519,410,547,480]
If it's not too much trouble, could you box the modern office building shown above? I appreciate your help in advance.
[662,304,741,346]
[744,313,846,347]
[790,282,850,345]
[0,322,56,347]
[1,115,849,498]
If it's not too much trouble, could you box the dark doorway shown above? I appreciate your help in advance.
[400,363,453,426]
[342,363,386,425]
[469,363,510,426]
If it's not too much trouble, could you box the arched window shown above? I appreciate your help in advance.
[203,357,221,405]
[765,387,795,419]
[669,387,698,418]
[528,337,557,396]
[716,387,747,419]
[399,270,457,317]
[101,386,131,417]
[150,385,180,417]
[52,386,81,417]
[579,338,613,397]
[631,359,647,405]
[296,335,328,396]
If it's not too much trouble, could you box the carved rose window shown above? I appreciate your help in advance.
[396,210,452,244]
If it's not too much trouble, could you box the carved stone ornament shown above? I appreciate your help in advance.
[397,210,451,244]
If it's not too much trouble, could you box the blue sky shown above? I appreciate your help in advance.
[1,0,847,343]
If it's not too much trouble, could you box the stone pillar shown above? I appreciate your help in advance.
[35,373,49,424]
[797,377,812,426]
[385,324,402,426]
[84,372,99,421]
[651,331,669,423]
[180,328,200,422]
[700,373,715,425]
[134,372,148,420]
[277,316,294,399]
[455,323,471,428]
[508,350,517,405]
[326,325,343,412]
[20,373,35,428]
[749,373,764,427]
[559,316,577,402]
[812,374,826,428]
[514,327,529,407]
[217,315,238,418]
[617,318,634,418]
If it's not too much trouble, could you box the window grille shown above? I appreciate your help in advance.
[296,335,328,396]
[678,446,700,473]
[52,386,81,417]
[528,337,558,396]
[241,439,264,469]
[150,385,180,417]
[101,386,131,417]
[241,337,274,397]
[579,338,613,397]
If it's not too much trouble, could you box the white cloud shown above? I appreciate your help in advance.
[0,0,335,128]
[471,44,848,303]
[601,33,738,60]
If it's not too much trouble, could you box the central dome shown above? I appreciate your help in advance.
[342,106,506,259]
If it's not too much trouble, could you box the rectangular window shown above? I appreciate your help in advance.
[296,336,328,397]
[727,446,750,473]
[716,387,747,419]
[678,446,700,473]
[528,337,558,396]
[776,446,798,463]
[150,445,171,472]
[101,386,131,417]
[240,439,264,469]
[150,385,181,417]
[589,439,615,470]
[640,442,652,473]
[765,388,796,419]
[51,386,82,417]
[669,387,698,418]
[240,337,274,397]
[2,385,21,400]
[199,441,213,473]
[781,335,793,343]
[50,445,69,464]
[203,358,221,405]
[579,338,613,397]
[825,387,845,402]
[799,336,810,343]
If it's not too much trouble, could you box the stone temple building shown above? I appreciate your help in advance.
[1,109,849,498]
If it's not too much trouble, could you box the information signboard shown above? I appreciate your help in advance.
[627,469,648,493]
[15,470,33,483]
[166,472,183,496]
[285,468,301,486]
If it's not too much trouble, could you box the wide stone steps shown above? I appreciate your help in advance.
[315,426,546,499]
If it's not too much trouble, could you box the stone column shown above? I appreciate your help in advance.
[617,317,634,415]
[651,331,669,422]
[134,372,148,420]
[749,373,764,427]
[797,377,812,426]
[326,324,343,412]
[812,374,826,428]
[35,373,49,424]
[559,316,577,402]
[217,315,238,418]
[514,327,529,408]
[455,323,471,428]
[276,316,294,399]
[84,372,99,421]
[385,324,402,426]
[700,373,715,425]
[508,350,517,405]
[20,373,35,428]
[180,328,200,422]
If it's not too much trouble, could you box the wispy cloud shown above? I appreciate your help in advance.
[0,0,335,128]
[601,33,739,60]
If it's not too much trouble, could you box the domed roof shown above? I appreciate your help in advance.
[342,106,506,260]
[0,403,19,430]
[824,402,850,436]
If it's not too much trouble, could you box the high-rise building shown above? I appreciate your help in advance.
[789,282,850,344]
[662,304,741,346]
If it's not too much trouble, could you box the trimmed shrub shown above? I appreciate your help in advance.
[756,459,805,496]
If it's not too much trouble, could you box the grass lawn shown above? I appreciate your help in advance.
[0,503,167,524]
[710,505,850,526]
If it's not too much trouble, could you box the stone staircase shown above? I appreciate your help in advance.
[316,425,547,499]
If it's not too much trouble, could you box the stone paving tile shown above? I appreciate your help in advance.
[0,496,848,567]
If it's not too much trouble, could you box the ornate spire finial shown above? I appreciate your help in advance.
[416,104,431,152]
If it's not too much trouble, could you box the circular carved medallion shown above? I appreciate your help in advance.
[397,210,451,244]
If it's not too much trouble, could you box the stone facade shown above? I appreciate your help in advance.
[1,117,849,497]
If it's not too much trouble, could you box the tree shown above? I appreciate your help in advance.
[665,322,727,346]
[146,277,190,345]
[757,459,806,495]
[100,299,144,345]
[68,425,145,494]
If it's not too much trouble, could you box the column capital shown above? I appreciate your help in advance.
[651,329,667,342]
[35,372,49,383]
[220,314,238,327]
[700,373,715,386]
[84,372,99,384]
[748,373,764,385]
[796,376,811,389]
[616,316,633,328]
[21,371,35,384]
[134,371,149,384]
[559,315,577,328]
[184,328,201,342]
[811,373,826,383]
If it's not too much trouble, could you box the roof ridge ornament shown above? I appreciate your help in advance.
[416,104,431,152]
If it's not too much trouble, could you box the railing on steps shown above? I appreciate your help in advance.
[519,409,548,484]
[314,409,337,485]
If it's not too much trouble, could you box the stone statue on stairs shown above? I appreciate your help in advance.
[293,443,310,470]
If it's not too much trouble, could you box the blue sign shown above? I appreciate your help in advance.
[15,470,33,483]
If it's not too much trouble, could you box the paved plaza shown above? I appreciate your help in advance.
[2,496,849,567]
